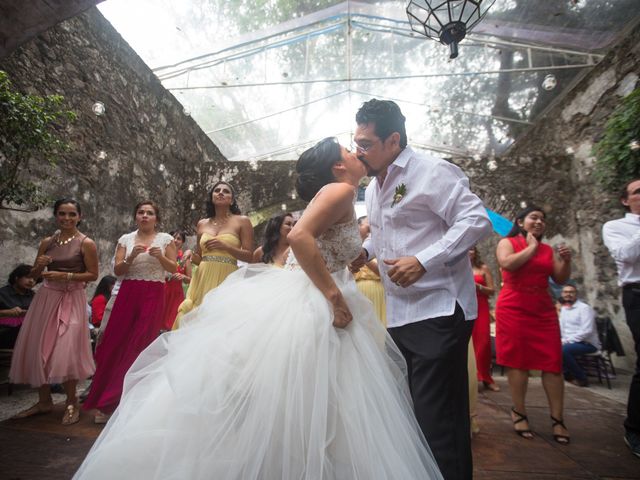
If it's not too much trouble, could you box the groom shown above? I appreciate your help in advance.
[355,99,492,480]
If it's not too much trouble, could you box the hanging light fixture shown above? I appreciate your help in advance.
[406,0,496,59]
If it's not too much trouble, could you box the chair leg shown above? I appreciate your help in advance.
[603,358,612,389]
[596,358,603,385]
[608,353,617,376]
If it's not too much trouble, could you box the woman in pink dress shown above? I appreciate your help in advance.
[160,230,191,330]
[83,200,176,423]
[10,198,99,425]
[495,206,571,443]
[469,247,498,391]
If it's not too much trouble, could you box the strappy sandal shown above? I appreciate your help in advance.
[551,415,570,445]
[511,407,534,439]
[12,402,53,419]
[62,404,80,426]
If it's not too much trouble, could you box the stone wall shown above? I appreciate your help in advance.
[452,22,640,369]
[0,0,103,58]
[0,7,297,290]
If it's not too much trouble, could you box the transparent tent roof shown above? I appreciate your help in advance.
[98,0,639,161]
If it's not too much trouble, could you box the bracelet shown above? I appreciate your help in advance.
[67,272,74,281]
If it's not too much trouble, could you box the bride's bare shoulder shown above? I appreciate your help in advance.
[315,182,356,202]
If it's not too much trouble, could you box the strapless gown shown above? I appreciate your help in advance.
[173,232,239,329]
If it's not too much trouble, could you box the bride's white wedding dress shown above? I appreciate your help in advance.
[74,214,442,479]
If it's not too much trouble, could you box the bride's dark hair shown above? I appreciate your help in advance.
[295,137,342,202]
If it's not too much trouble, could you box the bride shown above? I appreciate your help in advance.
[74,138,443,479]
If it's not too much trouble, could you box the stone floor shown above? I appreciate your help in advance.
[0,371,638,479]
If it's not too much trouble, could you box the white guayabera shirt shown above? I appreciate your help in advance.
[364,146,492,328]
[602,213,640,286]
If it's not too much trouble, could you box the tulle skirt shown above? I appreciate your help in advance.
[74,265,442,480]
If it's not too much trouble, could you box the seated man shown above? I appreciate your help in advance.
[559,284,601,387]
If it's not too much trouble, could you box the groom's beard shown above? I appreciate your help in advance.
[358,156,379,176]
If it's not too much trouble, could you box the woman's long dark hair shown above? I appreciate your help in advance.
[470,246,484,268]
[295,137,341,202]
[261,213,292,264]
[205,181,241,218]
[91,275,117,302]
[506,205,545,238]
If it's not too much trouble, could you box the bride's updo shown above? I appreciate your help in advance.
[295,137,342,202]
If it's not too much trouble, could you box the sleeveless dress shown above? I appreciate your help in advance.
[83,231,173,414]
[354,264,387,326]
[495,236,562,373]
[10,235,95,386]
[73,214,443,480]
[471,273,495,384]
[159,249,187,330]
[172,232,239,329]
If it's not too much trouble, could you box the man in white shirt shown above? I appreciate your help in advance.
[558,284,600,387]
[602,177,640,458]
[354,99,492,480]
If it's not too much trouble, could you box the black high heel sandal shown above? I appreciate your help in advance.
[511,407,534,439]
[550,415,570,445]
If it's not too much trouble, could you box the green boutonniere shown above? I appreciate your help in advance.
[391,183,407,207]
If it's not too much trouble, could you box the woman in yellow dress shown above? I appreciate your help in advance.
[353,216,386,326]
[173,182,254,329]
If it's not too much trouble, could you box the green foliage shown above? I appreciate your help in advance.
[593,88,640,193]
[0,70,76,211]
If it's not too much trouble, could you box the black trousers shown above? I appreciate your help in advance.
[388,304,474,480]
[623,284,640,434]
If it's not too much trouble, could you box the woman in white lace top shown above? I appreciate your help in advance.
[83,200,176,424]
[74,140,442,480]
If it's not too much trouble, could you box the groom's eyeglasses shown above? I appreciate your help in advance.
[350,142,374,153]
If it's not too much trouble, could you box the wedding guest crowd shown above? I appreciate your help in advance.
[603,178,640,458]
[495,206,571,444]
[89,275,117,328]
[10,198,98,425]
[353,216,386,326]
[558,284,600,387]
[160,230,191,330]
[469,246,498,392]
[253,211,294,266]
[0,264,35,348]
[173,181,253,329]
[6,99,638,470]
[83,201,176,424]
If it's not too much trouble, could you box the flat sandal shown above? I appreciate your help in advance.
[13,402,53,419]
[62,404,80,426]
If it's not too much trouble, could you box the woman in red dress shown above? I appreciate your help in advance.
[495,206,571,444]
[160,230,191,330]
[469,247,498,391]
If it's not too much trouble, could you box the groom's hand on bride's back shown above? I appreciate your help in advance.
[348,249,368,273]
[384,256,426,288]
